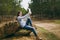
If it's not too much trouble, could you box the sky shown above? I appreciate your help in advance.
[20,0,31,10]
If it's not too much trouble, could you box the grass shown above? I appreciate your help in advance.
[38,27,60,40]
[54,20,60,24]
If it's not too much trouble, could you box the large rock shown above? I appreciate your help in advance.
[0,22,31,38]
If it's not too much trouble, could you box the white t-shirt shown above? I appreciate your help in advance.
[17,13,31,27]
[17,9,32,27]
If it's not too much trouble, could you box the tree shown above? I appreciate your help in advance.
[0,0,27,15]
[30,0,60,19]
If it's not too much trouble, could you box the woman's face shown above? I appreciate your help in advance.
[19,11,22,16]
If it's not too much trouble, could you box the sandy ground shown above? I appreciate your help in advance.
[33,21,60,38]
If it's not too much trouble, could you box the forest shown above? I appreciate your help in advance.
[30,0,60,19]
[0,0,60,19]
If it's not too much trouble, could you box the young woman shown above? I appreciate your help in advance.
[17,8,42,40]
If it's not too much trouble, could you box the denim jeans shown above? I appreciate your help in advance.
[26,18,32,26]
[23,18,37,36]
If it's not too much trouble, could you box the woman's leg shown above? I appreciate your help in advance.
[26,18,32,26]
[24,25,37,37]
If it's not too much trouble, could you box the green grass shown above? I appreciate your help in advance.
[54,20,60,24]
[39,27,60,40]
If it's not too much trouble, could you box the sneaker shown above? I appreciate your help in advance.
[37,38,42,40]
[36,37,42,40]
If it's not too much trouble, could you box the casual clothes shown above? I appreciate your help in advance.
[23,18,37,36]
[17,13,30,27]
[17,11,37,36]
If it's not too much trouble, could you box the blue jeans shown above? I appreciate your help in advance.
[26,18,32,26]
[23,18,37,36]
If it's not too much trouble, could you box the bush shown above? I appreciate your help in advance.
[0,22,31,39]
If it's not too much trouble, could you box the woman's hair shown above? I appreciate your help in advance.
[17,11,20,17]
[16,12,20,20]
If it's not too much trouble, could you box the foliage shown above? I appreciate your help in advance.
[0,22,31,38]
[30,0,60,19]
[0,0,27,15]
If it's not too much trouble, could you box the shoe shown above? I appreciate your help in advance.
[37,38,42,40]
[36,37,42,40]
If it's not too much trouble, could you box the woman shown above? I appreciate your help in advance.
[17,8,42,40]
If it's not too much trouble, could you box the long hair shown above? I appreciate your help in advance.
[16,12,20,20]
[17,12,20,17]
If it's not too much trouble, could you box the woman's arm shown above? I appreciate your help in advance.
[18,13,30,19]
[18,8,32,19]
[28,8,32,15]
[23,8,32,18]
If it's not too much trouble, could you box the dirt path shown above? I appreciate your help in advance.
[33,21,60,38]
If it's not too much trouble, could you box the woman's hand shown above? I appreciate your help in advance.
[28,8,32,15]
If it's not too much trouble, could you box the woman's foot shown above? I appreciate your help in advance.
[36,36,42,40]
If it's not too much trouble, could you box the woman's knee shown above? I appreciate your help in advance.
[31,27,35,30]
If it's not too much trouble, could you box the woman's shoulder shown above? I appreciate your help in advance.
[17,16,21,18]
